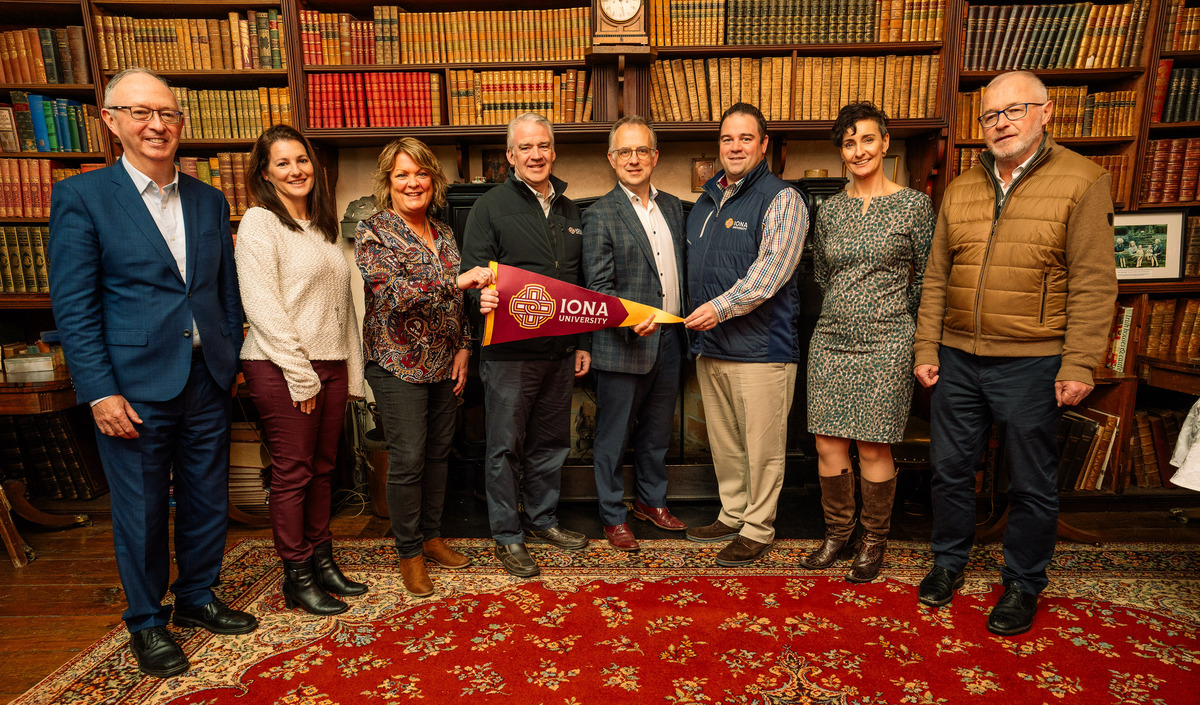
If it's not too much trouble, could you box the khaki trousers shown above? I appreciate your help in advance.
[696,357,797,543]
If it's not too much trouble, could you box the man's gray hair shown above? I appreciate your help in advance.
[608,115,657,152]
[104,67,172,107]
[985,70,1049,103]
[506,112,554,152]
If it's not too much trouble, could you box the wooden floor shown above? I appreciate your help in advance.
[2,506,1199,704]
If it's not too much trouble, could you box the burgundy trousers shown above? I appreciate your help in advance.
[242,359,348,561]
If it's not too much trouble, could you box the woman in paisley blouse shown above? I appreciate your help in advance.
[799,102,935,583]
[356,137,494,597]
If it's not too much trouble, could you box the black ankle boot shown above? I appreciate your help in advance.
[312,541,368,596]
[283,559,348,615]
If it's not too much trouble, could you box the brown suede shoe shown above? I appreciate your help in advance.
[685,519,740,543]
[398,556,434,597]
[715,536,772,567]
[423,538,472,569]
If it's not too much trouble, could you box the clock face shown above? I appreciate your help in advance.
[600,0,642,23]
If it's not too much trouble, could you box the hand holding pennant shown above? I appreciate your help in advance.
[481,262,684,346]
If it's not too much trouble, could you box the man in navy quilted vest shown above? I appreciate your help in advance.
[683,103,808,567]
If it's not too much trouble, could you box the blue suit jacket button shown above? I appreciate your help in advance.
[183,330,192,338]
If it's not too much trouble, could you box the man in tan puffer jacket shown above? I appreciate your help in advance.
[911,71,1117,636]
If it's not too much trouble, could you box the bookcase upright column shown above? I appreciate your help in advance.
[590,63,619,123]
[623,62,652,119]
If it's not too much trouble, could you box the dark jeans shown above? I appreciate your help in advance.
[242,359,348,562]
[94,353,231,632]
[366,363,457,559]
[592,326,681,526]
[929,347,1063,594]
[480,357,574,545]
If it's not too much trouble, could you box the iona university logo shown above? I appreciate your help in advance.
[509,284,556,330]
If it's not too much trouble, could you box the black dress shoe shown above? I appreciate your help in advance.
[987,581,1038,636]
[495,542,540,578]
[918,565,965,607]
[172,598,258,635]
[130,626,189,678]
[524,525,588,550]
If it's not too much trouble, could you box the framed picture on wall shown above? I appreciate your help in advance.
[1114,210,1185,282]
[692,157,715,192]
[481,149,510,183]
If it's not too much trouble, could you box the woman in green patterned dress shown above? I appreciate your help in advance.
[799,102,935,582]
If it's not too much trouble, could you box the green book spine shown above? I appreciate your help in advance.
[32,226,49,293]
[0,227,15,293]
[9,92,38,152]
[15,225,38,292]
[37,28,61,83]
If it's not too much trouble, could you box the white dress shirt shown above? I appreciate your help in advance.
[620,182,681,316]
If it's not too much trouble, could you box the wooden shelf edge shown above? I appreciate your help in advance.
[1149,121,1200,130]
[1119,278,1200,294]
[959,67,1144,80]
[103,69,287,77]
[0,294,52,310]
[653,41,944,56]
[0,152,106,160]
[304,61,587,72]
[0,83,95,91]
[954,136,1134,146]
[1136,201,1200,210]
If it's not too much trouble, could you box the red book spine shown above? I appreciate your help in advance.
[387,72,398,127]
[308,74,318,128]
[1164,137,1188,203]
[356,72,367,128]
[39,159,50,218]
[365,72,376,126]
[1180,137,1200,203]
[423,71,432,126]
[1152,59,1174,123]
[398,72,408,126]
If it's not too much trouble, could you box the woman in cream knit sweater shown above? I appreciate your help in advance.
[236,124,367,616]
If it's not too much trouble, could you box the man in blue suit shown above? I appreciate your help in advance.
[49,68,256,678]
[583,116,688,551]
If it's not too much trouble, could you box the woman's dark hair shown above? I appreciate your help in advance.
[832,102,889,147]
[247,124,338,243]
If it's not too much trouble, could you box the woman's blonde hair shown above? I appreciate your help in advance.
[371,137,447,211]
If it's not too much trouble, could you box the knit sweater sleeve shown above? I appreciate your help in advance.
[913,201,951,369]
[1060,174,1119,385]
[235,208,321,402]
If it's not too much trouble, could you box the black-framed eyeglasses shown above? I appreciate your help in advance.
[106,106,185,124]
[610,147,655,161]
[977,102,1045,129]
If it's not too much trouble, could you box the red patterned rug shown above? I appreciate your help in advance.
[11,539,1200,704]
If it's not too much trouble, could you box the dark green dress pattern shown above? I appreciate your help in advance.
[807,188,935,443]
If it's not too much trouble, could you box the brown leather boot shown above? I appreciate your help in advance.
[398,556,434,597]
[846,476,896,583]
[423,538,471,569]
[798,473,857,569]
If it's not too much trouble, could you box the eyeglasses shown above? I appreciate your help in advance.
[610,147,655,161]
[106,106,185,124]
[977,102,1045,129]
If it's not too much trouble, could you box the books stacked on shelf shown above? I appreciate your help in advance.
[1057,407,1120,492]
[650,0,946,46]
[1130,407,1186,488]
[1140,138,1200,204]
[449,69,592,126]
[1185,216,1200,276]
[0,27,91,84]
[1164,0,1200,51]
[93,10,287,71]
[316,6,592,65]
[169,87,291,140]
[961,0,1149,71]
[0,407,108,501]
[1105,303,1135,372]
[229,422,268,515]
[650,54,939,122]
[0,225,50,293]
[0,159,104,218]
[957,86,1135,139]
[1152,62,1200,123]
[1142,298,1180,359]
[307,72,444,128]
[5,92,103,153]
[178,153,251,216]
[1140,297,1200,360]
[950,146,985,177]
[949,148,1125,202]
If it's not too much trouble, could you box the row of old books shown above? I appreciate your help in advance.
[0,27,90,85]
[92,11,286,72]
[333,6,594,65]
[1130,408,1185,489]
[2,92,103,154]
[230,423,269,515]
[1140,138,1200,205]
[956,86,1135,140]
[0,408,108,501]
[1152,63,1200,124]
[449,69,593,126]
[168,87,292,141]
[179,153,252,217]
[1105,304,1135,373]
[0,225,49,294]
[650,0,946,46]
[307,72,442,128]
[1144,298,1200,361]
[948,148,1126,203]
[961,1,1149,72]
[1057,408,1120,492]
[650,54,939,123]
[0,159,103,218]
[1164,0,1200,51]
[1186,216,1200,277]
